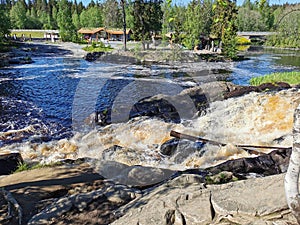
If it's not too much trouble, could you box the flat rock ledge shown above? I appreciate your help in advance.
[0,161,298,225]
[113,173,296,225]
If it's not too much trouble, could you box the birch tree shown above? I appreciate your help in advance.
[285,104,300,223]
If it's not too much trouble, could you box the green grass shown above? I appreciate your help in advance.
[250,71,300,86]
[82,42,113,52]
[13,161,63,173]
[11,31,45,39]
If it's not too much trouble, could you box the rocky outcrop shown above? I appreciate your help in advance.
[0,155,298,225]
[0,152,23,175]
[112,173,296,225]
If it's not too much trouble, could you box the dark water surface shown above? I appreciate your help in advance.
[0,47,299,145]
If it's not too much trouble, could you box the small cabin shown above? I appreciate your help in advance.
[78,27,106,42]
[106,29,132,41]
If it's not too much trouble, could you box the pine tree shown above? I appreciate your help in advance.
[57,0,77,41]
[0,4,10,38]
[10,0,28,28]
[211,0,238,58]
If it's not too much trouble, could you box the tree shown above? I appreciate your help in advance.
[10,0,27,28]
[57,0,77,41]
[80,6,103,28]
[211,0,238,58]
[0,4,10,38]
[103,0,122,28]
[285,104,300,224]
[132,0,163,50]
[183,0,213,49]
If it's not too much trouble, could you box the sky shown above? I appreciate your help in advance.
[81,0,300,6]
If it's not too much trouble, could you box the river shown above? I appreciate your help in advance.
[0,44,299,169]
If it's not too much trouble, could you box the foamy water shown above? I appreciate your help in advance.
[1,88,298,171]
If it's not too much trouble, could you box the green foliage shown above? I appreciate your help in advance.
[250,71,300,86]
[57,0,77,42]
[14,162,30,173]
[83,42,113,52]
[182,0,213,49]
[80,6,103,28]
[265,7,300,48]
[10,1,28,29]
[103,0,122,28]
[211,0,238,59]
[0,4,11,38]
[236,36,251,45]
[13,161,63,173]
[132,0,163,49]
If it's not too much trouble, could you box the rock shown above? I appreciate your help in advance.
[0,152,23,175]
[93,160,176,187]
[205,148,291,178]
[95,81,237,126]
[160,138,205,163]
[224,82,291,99]
[112,173,297,225]
[84,52,105,62]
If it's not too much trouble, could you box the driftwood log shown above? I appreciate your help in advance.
[170,130,291,155]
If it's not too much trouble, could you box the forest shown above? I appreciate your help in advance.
[0,0,299,54]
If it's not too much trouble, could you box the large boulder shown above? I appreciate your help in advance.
[0,152,23,175]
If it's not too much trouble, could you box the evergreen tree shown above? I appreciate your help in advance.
[103,0,122,28]
[57,0,77,41]
[183,0,212,49]
[79,5,102,28]
[0,3,11,38]
[132,0,163,49]
[211,0,238,58]
[10,0,28,28]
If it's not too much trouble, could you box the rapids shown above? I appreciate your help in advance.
[0,43,300,171]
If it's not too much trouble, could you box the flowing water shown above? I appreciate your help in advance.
[0,45,299,171]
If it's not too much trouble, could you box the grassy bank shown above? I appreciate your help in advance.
[250,71,300,86]
[11,30,45,39]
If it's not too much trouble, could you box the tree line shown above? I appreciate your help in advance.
[0,0,299,56]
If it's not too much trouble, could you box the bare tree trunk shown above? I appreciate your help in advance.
[121,0,127,51]
[285,104,300,223]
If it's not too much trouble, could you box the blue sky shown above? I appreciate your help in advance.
[81,0,299,6]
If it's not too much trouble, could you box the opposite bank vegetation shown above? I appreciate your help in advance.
[0,0,300,58]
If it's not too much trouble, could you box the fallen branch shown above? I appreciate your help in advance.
[170,130,292,155]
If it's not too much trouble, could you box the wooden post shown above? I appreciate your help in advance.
[285,104,300,223]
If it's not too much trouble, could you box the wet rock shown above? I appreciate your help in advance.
[160,138,205,163]
[0,152,23,175]
[93,160,175,187]
[101,145,148,166]
[224,82,291,99]
[95,81,236,126]
[84,52,105,61]
[205,148,291,178]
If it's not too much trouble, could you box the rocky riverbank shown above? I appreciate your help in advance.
[0,153,297,225]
